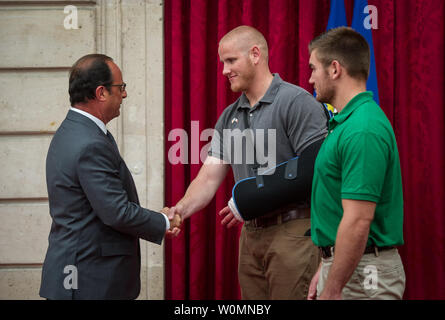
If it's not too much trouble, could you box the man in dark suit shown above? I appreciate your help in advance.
[39,54,180,300]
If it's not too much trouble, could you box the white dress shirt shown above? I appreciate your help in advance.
[70,107,170,230]
[70,107,107,134]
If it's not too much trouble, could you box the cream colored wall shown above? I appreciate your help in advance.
[0,0,165,299]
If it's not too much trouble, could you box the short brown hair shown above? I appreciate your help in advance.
[309,27,370,81]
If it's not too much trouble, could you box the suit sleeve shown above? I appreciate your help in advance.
[77,141,166,245]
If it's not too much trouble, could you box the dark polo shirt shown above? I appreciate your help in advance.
[208,74,328,182]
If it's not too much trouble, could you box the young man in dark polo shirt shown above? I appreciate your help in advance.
[307,27,405,300]
[167,25,327,299]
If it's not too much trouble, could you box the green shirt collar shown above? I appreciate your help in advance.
[329,91,374,129]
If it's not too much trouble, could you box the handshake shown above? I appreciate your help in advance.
[160,207,182,238]
[159,198,244,239]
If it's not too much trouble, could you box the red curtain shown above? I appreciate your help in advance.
[164,0,445,299]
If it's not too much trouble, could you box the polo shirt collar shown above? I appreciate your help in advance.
[260,73,282,104]
[237,73,282,110]
[330,91,374,127]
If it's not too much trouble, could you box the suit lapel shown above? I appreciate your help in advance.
[106,131,121,155]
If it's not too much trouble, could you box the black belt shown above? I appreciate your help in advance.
[320,245,395,259]
[246,206,310,229]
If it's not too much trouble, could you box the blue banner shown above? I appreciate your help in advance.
[327,0,347,30]
[351,0,379,104]
[321,0,349,116]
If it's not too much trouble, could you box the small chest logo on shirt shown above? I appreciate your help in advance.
[231,118,238,125]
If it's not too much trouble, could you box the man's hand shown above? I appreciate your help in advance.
[161,207,181,238]
[307,264,322,300]
[219,206,242,228]
[166,205,182,220]
[170,213,182,230]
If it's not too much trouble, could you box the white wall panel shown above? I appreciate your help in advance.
[0,70,70,132]
[0,6,96,68]
[0,135,51,198]
[0,268,43,299]
[0,202,51,264]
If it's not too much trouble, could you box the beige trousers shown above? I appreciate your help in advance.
[317,248,406,299]
[238,218,320,300]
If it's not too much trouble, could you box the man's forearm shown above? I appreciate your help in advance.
[171,157,229,220]
[176,177,217,219]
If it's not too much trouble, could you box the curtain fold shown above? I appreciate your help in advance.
[164,0,445,299]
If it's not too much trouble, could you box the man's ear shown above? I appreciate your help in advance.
[250,45,261,65]
[95,86,107,102]
[330,60,342,80]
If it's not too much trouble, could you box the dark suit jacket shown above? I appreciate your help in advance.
[39,110,166,300]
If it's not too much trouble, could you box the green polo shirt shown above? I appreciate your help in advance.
[311,92,404,247]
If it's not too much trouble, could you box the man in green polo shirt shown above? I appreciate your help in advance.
[306,27,405,300]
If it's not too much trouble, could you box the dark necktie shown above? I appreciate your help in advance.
[106,131,120,154]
